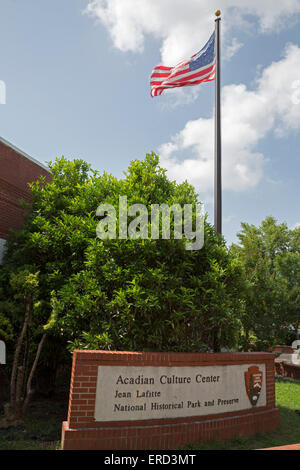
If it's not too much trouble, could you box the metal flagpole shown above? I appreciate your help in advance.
[214,10,222,235]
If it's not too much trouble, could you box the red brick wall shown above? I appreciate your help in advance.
[271,345,294,354]
[61,350,280,450]
[275,360,300,379]
[0,139,51,239]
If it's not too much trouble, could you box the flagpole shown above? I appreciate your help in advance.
[214,10,222,235]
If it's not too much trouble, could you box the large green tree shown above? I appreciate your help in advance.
[1,154,245,383]
[231,217,300,350]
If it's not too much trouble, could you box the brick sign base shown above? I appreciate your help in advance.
[61,351,279,450]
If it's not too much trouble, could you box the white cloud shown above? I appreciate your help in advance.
[157,87,201,109]
[158,44,300,194]
[84,2,300,197]
[224,215,235,223]
[85,0,300,64]
[223,37,243,61]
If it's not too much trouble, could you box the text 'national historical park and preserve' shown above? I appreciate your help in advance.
[94,365,266,421]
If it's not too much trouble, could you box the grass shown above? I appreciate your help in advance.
[0,379,299,450]
[185,379,300,450]
[0,385,68,451]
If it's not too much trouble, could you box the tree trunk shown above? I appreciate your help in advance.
[22,333,47,415]
[10,299,31,412]
[15,365,25,419]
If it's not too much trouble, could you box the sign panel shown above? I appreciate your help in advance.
[94,363,266,422]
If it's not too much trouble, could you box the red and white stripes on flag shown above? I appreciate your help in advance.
[150,32,215,97]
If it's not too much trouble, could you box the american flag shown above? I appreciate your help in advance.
[150,32,215,97]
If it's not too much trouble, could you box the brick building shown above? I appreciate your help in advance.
[0,136,51,263]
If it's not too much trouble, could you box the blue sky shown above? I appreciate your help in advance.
[1,0,300,245]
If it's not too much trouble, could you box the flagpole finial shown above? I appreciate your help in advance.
[215,10,221,17]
